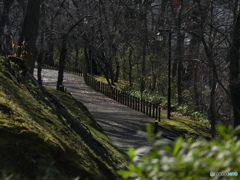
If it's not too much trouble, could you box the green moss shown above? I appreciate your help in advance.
[95,76,129,89]
[0,56,125,179]
[48,88,126,166]
[158,111,211,138]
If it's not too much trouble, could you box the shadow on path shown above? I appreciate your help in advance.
[35,68,177,151]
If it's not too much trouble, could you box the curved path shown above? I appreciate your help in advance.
[35,68,176,151]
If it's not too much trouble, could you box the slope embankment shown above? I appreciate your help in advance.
[0,55,125,179]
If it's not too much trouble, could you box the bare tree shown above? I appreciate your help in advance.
[19,0,41,74]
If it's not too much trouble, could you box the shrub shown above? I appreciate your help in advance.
[119,125,240,180]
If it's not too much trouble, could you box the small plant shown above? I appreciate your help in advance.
[119,124,240,180]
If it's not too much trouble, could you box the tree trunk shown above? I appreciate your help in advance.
[56,16,84,88]
[45,42,54,66]
[128,47,133,87]
[208,74,217,138]
[176,33,184,105]
[16,5,28,57]
[229,12,240,127]
[75,44,79,68]
[23,0,41,74]
[45,19,54,66]
[140,41,146,98]
[84,47,90,74]
[177,61,183,104]
[193,65,200,111]
[37,52,44,86]
[175,0,184,105]
[57,34,67,91]
[176,31,184,105]
[108,63,115,85]
[114,58,120,83]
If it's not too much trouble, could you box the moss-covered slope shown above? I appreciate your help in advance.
[0,56,125,180]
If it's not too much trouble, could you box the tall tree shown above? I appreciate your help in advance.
[21,0,41,74]
[57,17,85,90]
[228,10,240,127]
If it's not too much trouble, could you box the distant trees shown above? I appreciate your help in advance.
[0,0,15,37]
[2,0,240,136]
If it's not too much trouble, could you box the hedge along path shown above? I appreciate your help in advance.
[35,68,175,151]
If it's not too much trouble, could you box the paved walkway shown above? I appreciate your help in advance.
[34,68,177,151]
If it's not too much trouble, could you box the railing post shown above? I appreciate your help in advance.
[119,91,121,103]
[129,95,131,108]
[92,77,94,88]
[106,85,109,96]
[149,102,152,117]
[104,83,106,94]
[146,101,149,115]
[135,97,138,110]
[89,76,91,87]
[158,107,161,122]
[102,82,104,93]
[102,83,105,95]
[152,105,155,118]
[115,89,118,101]
[121,91,123,104]
[132,96,134,109]
[94,78,97,90]
[118,90,121,103]
[133,97,136,110]
[115,89,117,102]
[91,76,94,88]
[104,84,107,95]
[137,98,140,111]
[88,76,90,86]
[135,97,138,111]
[143,100,145,114]
[101,82,103,93]
[132,96,135,109]
[156,106,158,120]
[108,86,111,97]
[154,121,158,134]
[111,87,114,99]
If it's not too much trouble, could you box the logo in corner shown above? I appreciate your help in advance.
[210,171,215,177]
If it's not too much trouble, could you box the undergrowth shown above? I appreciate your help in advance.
[95,76,211,138]
[119,125,240,180]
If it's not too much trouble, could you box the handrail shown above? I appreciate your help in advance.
[44,63,161,122]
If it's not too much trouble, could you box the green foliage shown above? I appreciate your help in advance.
[176,104,210,127]
[128,90,210,127]
[119,125,240,180]
[0,56,125,179]
[125,89,164,104]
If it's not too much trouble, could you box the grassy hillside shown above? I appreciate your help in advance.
[0,56,126,180]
